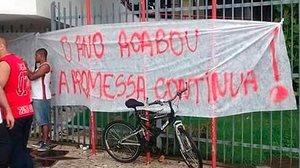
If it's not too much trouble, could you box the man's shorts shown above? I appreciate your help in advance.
[32,99,51,126]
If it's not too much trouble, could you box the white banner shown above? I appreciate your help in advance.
[8,19,297,117]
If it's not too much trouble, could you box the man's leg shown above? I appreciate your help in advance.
[8,118,27,168]
[33,99,51,151]
[8,116,33,168]
[23,116,33,168]
[32,99,45,145]
[42,124,50,144]
[32,100,44,148]
[0,122,11,168]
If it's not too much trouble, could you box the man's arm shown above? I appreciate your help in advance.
[0,61,14,128]
[0,61,10,88]
[27,64,50,81]
[0,86,14,129]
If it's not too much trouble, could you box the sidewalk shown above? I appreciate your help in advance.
[29,141,225,168]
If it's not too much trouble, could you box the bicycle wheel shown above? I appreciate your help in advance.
[103,120,141,163]
[176,129,203,168]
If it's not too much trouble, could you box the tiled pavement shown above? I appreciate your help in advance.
[28,141,227,168]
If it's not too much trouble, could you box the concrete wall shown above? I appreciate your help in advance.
[0,0,83,18]
[0,0,37,15]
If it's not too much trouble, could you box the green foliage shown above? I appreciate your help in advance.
[274,4,299,69]
[203,111,299,166]
[274,4,299,97]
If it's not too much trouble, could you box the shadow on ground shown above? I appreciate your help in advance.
[30,146,79,167]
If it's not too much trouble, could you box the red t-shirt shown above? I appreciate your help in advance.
[0,54,33,119]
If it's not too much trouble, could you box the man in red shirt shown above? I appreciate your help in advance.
[0,37,34,168]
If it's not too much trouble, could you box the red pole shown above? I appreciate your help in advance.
[140,0,150,164]
[211,117,217,168]
[212,0,216,19]
[86,0,91,24]
[86,0,96,155]
[90,110,96,155]
[211,0,217,167]
[140,0,146,22]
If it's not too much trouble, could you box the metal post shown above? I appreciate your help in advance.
[155,0,160,21]
[211,0,217,167]
[85,0,96,155]
[212,0,216,19]
[139,0,150,164]
[50,2,56,31]
[86,0,91,24]
[141,0,146,21]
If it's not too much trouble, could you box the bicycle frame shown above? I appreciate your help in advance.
[118,128,143,146]
[104,83,202,167]
[119,99,184,146]
[173,120,187,151]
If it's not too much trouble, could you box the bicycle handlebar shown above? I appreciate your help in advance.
[148,82,188,106]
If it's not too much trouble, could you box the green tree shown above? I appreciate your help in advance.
[274,4,299,98]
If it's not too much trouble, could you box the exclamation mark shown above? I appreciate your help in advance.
[269,27,288,103]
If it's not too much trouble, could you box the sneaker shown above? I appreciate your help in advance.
[31,141,43,149]
[37,143,50,152]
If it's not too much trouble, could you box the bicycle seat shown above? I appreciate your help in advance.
[125,99,144,108]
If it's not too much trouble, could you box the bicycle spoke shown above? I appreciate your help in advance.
[107,130,121,141]
[123,145,138,155]
[177,130,202,168]
[104,121,141,163]
[109,142,138,159]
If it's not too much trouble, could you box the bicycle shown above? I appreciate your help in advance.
[103,85,203,168]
